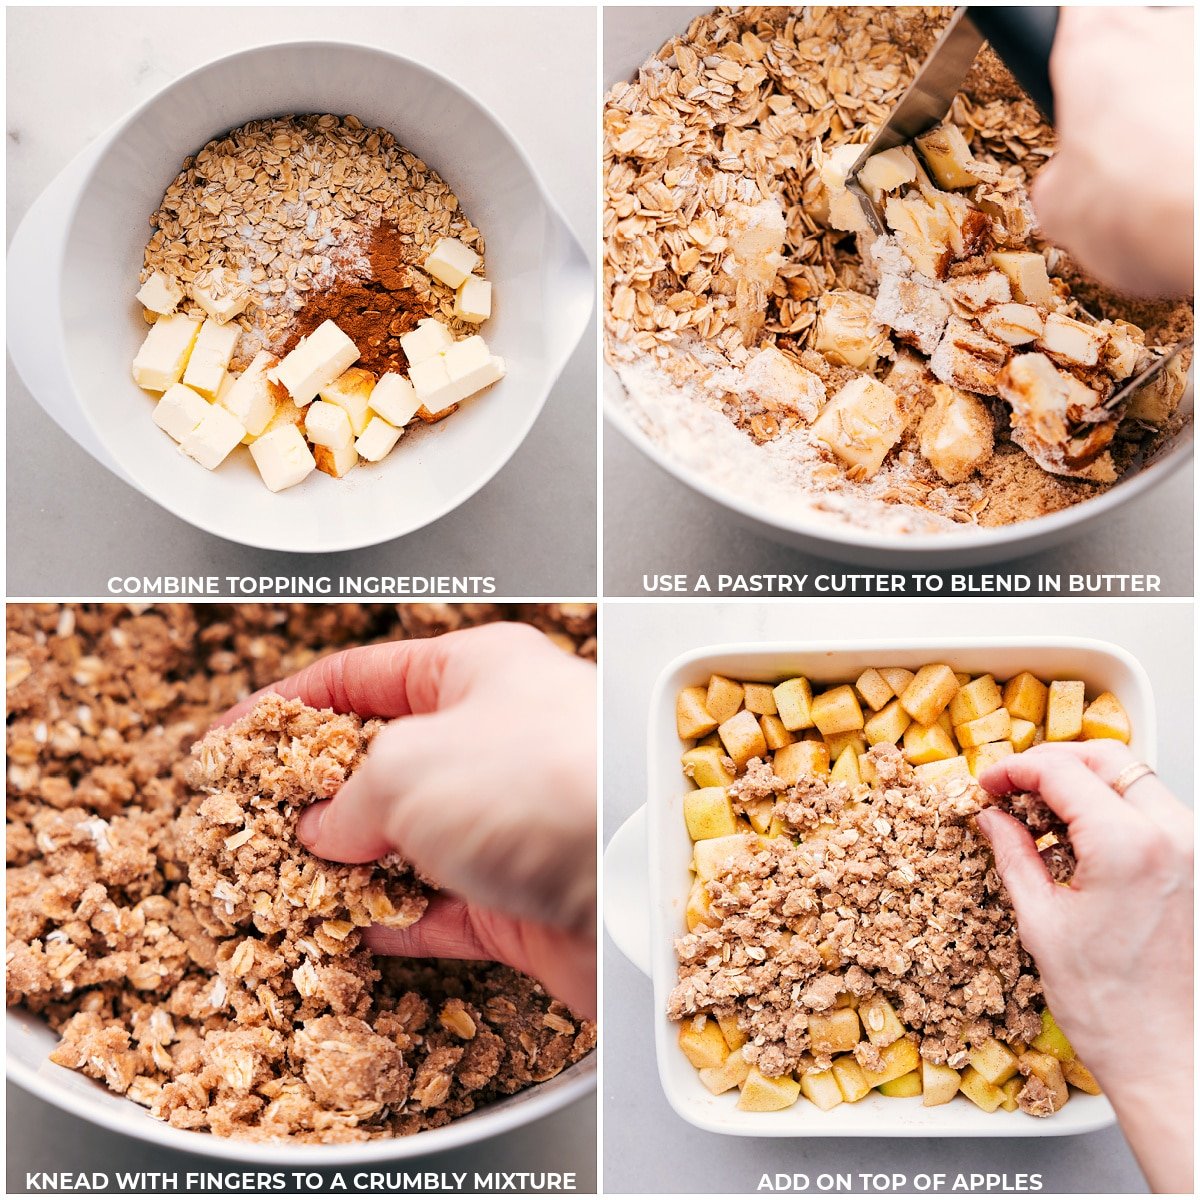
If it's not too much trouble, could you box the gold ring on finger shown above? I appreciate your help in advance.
[1109,761,1155,797]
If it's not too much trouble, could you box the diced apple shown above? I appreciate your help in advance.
[861,1038,921,1087]
[799,1068,843,1111]
[879,667,915,696]
[900,664,960,725]
[699,1052,751,1094]
[1063,1059,1101,1095]
[831,1055,872,1103]
[921,1059,961,1106]
[959,1065,1005,1112]
[773,740,830,784]
[718,709,768,765]
[1030,1009,1075,1062]
[743,682,778,715]
[859,996,906,1048]
[913,756,971,787]
[717,1012,747,1051]
[809,1008,862,1055]
[692,834,756,881]
[968,1038,1020,1086]
[1046,681,1085,742]
[965,741,1014,776]
[1010,718,1038,752]
[877,1069,923,1098]
[855,668,895,712]
[683,787,739,841]
[902,722,957,765]
[681,745,735,789]
[760,715,794,750]
[1002,672,1048,724]
[830,747,862,786]
[773,677,815,731]
[706,675,745,723]
[685,878,715,931]
[948,676,1003,726]
[1000,1077,1023,1112]
[864,698,912,746]
[738,1067,802,1111]
[1081,692,1131,744]
[678,1017,729,1069]
[811,685,865,736]
[677,686,717,739]
[955,707,1012,748]
[1019,1050,1069,1112]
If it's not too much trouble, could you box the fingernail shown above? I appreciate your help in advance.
[296,804,325,847]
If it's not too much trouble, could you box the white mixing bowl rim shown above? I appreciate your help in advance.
[7,1050,596,1165]
[55,37,592,555]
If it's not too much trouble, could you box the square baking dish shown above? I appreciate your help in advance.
[642,638,1151,1137]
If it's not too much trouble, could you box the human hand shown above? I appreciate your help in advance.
[225,622,596,1018]
[976,741,1193,1193]
[1032,7,1194,298]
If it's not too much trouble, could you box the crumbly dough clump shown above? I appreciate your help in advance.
[668,746,1066,1096]
[6,603,596,1142]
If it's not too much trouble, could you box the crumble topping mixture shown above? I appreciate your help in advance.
[604,6,1192,532]
[6,603,596,1142]
[668,745,1066,1105]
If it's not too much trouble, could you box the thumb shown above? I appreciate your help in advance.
[975,807,1058,936]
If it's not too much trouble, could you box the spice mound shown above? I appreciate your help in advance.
[6,603,595,1143]
[132,114,504,492]
[603,6,1192,532]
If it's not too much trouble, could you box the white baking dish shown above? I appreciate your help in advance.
[603,5,1193,567]
[7,40,592,553]
[7,1006,595,1166]
[605,637,1153,1136]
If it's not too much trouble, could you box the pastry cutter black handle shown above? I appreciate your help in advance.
[968,7,1059,125]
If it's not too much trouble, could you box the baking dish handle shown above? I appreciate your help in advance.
[602,804,652,977]
[7,139,129,480]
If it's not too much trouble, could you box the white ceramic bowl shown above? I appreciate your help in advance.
[8,1002,595,1166]
[7,40,593,553]
[605,636,1154,1136]
[603,6,1193,567]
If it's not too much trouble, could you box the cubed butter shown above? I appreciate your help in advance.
[271,319,359,406]
[400,318,453,365]
[180,404,246,470]
[454,276,492,323]
[136,272,184,316]
[249,424,317,492]
[152,383,209,443]
[425,236,481,289]
[313,442,359,479]
[355,415,403,462]
[319,367,376,436]
[811,376,906,478]
[219,350,280,438]
[193,277,250,324]
[132,314,202,391]
[182,318,241,399]
[444,335,506,397]
[304,400,353,450]
[369,373,423,427]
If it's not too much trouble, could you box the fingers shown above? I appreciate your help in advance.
[216,639,458,727]
[978,745,1132,829]
[295,714,449,863]
[974,807,1057,934]
[363,894,489,959]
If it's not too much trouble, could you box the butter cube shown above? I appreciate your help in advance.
[313,442,359,479]
[193,277,250,324]
[454,276,492,323]
[219,350,280,439]
[356,415,403,462]
[271,319,359,406]
[182,318,241,399]
[444,335,506,399]
[1037,312,1106,368]
[425,237,481,289]
[400,318,453,365]
[249,424,317,492]
[858,147,917,199]
[915,122,981,189]
[811,376,906,478]
[368,373,422,427]
[180,404,245,470]
[152,383,209,443]
[319,367,376,436]
[136,272,184,315]
[132,314,202,391]
[918,384,994,484]
[980,303,1044,347]
[408,354,459,411]
[990,251,1054,308]
[303,400,353,450]
[814,290,893,371]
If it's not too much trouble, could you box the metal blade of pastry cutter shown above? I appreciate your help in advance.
[1070,339,1193,435]
[845,7,984,235]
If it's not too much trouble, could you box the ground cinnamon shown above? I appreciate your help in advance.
[283,222,428,375]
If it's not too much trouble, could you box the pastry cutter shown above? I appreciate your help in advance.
[845,5,1189,423]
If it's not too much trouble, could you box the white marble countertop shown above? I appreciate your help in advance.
[602,599,1193,1194]
[6,5,598,597]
